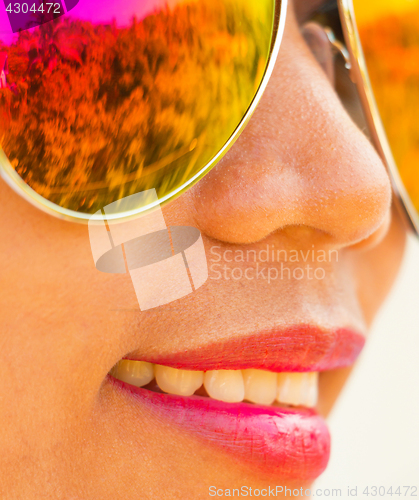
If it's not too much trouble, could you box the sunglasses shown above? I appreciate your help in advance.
[0,0,418,235]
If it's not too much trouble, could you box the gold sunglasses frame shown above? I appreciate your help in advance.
[2,0,418,236]
[0,0,288,223]
[338,0,419,237]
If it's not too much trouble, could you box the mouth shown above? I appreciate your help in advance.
[108,325,365,481]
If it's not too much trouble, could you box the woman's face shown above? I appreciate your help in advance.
[0,0,408,498]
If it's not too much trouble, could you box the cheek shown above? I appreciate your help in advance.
[0,179,135,385]
[352,206,407,326]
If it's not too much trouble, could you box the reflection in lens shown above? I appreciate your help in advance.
[353,0,419,213]
[0,0,275,214]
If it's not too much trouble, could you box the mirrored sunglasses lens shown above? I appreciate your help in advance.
[0,0,275,214]
[353,0,419,215]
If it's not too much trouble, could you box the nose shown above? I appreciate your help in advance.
[188,8,392,248]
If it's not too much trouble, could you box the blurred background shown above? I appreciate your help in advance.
[316,235,419,496]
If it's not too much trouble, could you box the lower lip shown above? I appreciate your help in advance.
[110,377,330,481]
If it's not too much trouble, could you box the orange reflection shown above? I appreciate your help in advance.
[354,0,419,212]
[0,0,273,213]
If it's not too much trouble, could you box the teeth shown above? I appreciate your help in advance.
[277,372,318,408]
[304,372,319,407]
[154,365,204,397]
[204,370,245,403]
[111,360,154,388]
[242,369,277,405]
[110,360,318,408]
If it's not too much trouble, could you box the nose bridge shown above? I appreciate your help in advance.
[190,18,392,247]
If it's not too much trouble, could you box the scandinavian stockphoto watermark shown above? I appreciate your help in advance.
[209,486,337,497]
[88,190,339,309]
[208,485,418,497]
[209,246,338,283]
[88,189,208,311]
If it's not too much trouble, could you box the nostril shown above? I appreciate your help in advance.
[322,163,392,247]
[350,210,392,251]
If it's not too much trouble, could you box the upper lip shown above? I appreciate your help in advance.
[125,324,365,372]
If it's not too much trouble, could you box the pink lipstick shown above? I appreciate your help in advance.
[111,378,330,481]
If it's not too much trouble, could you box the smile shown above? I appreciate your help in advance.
[108,325,365,481]
[111,361,319,408]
